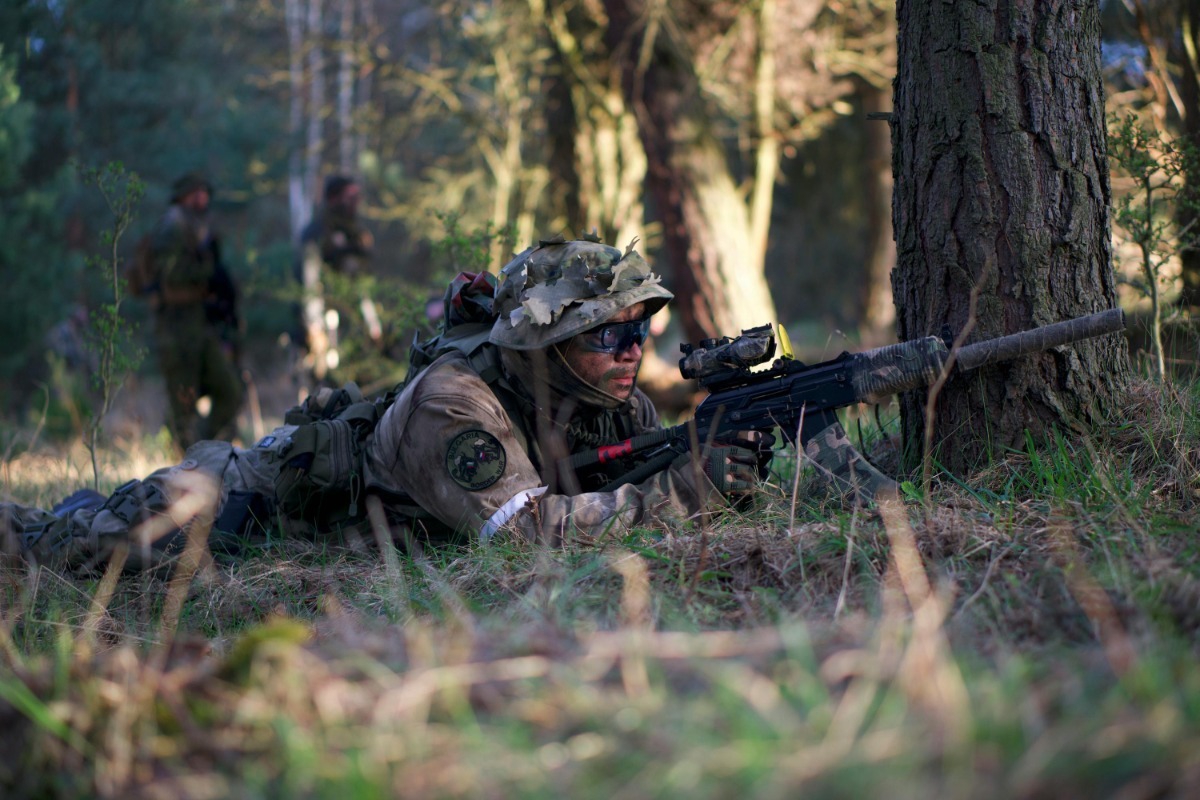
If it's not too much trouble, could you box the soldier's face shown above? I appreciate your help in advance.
[560,303,647,400]
[182,188,210,214]
[334,184,360,216]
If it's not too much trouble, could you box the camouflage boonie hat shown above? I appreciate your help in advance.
[489,236,674,350]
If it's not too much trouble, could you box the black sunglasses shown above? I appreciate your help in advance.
[575,318,652,354]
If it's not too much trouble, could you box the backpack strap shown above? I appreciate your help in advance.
[460,344,542,472]
[337,400,380,427]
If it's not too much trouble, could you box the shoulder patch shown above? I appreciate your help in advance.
[446,429,507,491]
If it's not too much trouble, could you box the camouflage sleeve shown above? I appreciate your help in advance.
[369,356,722,547]
[523,461,721,546]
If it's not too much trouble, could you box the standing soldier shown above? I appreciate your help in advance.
[142,172,244,451]
[297,175,381,384]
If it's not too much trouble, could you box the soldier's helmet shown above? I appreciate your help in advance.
[489,236,674,351]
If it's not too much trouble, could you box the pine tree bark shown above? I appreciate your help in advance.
[891,0,1128,473]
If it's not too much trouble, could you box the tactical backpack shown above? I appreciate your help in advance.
[124,233,158,297]
[407,271,501,380]
[267,271,502,528]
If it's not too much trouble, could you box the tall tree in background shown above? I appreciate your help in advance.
[602,0,780,341]
[359,0,553,268]
[844,0,899,341]
[891,0,1128,473]
[282,0,376,239]
[531,0,648,250]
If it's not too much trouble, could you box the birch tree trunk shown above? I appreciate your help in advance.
[337,0,355,172]
[285,0,308,240]
[305,0,325,210]
[354,0,376,165]
[891,0,1128,473]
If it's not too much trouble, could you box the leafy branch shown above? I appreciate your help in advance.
[1108,112,1200,381]
[78,162,146,488]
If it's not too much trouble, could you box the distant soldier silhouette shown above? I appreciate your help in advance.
[297,175,380,385]
[133,172,243,450]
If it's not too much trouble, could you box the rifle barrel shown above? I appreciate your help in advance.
[955,308,1125,372]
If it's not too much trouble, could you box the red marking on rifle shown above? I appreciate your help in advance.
[596,440,634,463]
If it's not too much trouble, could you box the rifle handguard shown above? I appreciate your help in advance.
[851,337,949,404]
[848,308,1126,404]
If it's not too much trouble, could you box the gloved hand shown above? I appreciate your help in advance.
[732,429,776,480]
[673,430,772,500]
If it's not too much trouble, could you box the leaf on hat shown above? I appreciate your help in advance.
[523,280,579,325]
[520,295,556,325]
[611,256,658,291]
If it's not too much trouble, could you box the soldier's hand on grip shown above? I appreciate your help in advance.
[723,429,776,480]
[674,435,764,500]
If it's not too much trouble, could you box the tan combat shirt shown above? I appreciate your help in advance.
[365,351,718,545]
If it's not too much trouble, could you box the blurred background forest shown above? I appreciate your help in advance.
[0,0,1191,441]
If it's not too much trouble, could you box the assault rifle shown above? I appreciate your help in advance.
[564,308,1126,490]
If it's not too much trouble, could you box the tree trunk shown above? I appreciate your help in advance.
[285,0,309,239]
[337,0,355,172]
[860,83,897,344]
[354,0,376,166]
[602,0,778,344]
[536,0,647,248]
[478,40,527,270]
[305,0,325,213]
[891,0,1128,474]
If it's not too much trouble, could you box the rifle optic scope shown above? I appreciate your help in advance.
[679,323,780,381]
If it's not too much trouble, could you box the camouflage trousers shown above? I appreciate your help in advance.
[0,436,284,573]
[800,411,898,502]
[155,307,244,451]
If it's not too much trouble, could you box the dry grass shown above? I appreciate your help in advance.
[1,378,1199,797]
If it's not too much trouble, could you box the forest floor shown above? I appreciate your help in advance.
[1,376,1198,798]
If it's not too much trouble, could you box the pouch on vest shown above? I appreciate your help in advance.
[272,383,382,528]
